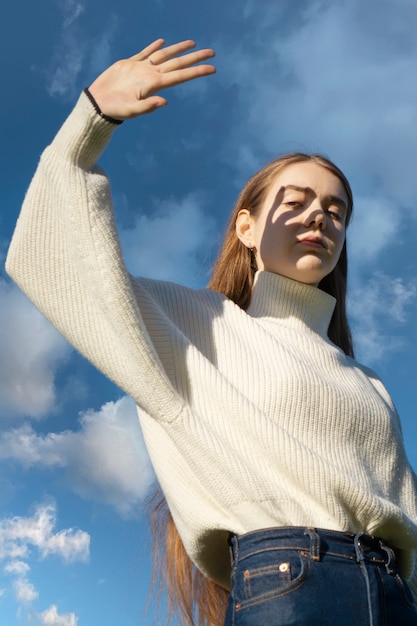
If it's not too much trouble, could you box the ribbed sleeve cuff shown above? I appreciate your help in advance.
[48,90,121,169]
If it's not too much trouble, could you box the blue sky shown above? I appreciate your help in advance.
[1,0,417,624]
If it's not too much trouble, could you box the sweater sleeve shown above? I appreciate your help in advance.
[6,92,184,421]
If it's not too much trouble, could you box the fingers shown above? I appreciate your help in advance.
[145,39,197,65]
[129,40,215,85]
[157,48,215,73]
[129,39,216,88]
[129,39,166,61]
[157,63,216,90]
[129,39,214,69]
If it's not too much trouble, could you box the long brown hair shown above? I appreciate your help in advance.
[147,489,229,625]
[209,152,354,356]
[148,153,354,625]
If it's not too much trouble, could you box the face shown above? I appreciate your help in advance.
[236,161,348,286]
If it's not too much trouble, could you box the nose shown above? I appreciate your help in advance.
[303,200,325,230]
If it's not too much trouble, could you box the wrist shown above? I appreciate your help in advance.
[84,88,124,125]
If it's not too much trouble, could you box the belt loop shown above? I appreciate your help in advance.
[354,532,365,562]
[379,540,395,574]
[305,527,321,561]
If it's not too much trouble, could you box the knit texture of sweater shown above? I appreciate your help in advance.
[6,92,417,594]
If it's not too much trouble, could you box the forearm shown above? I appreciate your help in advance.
[6,91,117,315]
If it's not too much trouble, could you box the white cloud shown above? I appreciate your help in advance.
[46,39,85,99]
[54,0,84,29]
[0,425,67,467]
[4,560,30,576]
[39,1,118,99]
[45,0,85,98]
[0,503,89,563]
[0,280,71,420]
[0,504,86,621]
[120,193,216,287]
[13,577,38,603]
[0,397,154,516]
[38,604,78,626]
[62,397,155,513]
[349,272,417,362]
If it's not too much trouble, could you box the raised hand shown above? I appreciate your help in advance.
[88,39,216,120]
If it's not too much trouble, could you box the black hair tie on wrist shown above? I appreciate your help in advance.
[84,88,124,125]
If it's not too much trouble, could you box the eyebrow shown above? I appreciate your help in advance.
[283,185,348,213]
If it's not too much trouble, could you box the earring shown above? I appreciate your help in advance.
[249,245,258,271]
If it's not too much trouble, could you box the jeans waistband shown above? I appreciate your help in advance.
[228,526,397,569]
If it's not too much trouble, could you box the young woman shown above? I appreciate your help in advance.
[7,38,417,626]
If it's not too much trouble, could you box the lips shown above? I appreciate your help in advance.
[298,236,327,249]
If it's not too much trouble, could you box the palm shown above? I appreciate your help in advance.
[89,39,216,120]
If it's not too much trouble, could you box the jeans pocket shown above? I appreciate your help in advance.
[393,573,417,611]
[235,549,309,610]
[377,567,417,613]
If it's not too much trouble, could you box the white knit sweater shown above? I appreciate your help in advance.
[6,93,417,593]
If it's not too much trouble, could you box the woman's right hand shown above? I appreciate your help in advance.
[88,38,216,121]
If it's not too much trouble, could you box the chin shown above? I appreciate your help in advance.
[293,263,330,285]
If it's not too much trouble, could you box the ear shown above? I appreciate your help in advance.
[235,209,255,248]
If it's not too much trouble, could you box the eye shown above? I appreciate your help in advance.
[285,201,303,208]
[327,207,344,222]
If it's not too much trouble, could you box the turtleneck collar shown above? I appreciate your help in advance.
[246,271,336,338]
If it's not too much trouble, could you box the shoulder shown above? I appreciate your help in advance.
[353,359,385,388]
[353,359,397,410]
[131,275,241,319]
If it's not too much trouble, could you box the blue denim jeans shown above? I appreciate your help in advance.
[224,527,417,626]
